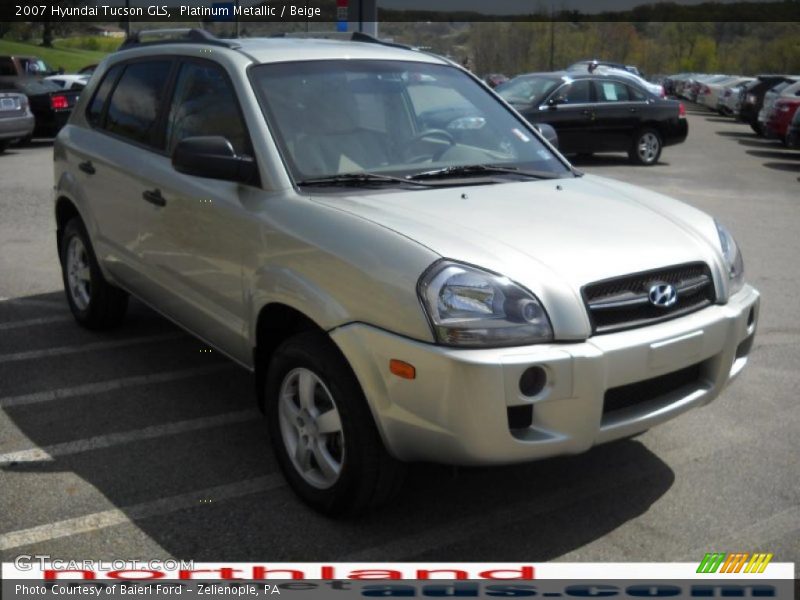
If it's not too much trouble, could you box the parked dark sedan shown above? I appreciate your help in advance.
[497,72,687,165]
[0,77,80,137]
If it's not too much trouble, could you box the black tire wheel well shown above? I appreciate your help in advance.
[253,303,326,412]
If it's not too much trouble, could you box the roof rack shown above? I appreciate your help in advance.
[119,28,240,51]
[269,30,417,51]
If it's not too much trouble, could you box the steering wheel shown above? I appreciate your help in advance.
[398,129,456,163]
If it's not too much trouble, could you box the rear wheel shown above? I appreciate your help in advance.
[629,128,662,166]
[60,218,128,329]
[265,331,405,516]
[0,140,8,154]
[750,121,763,136]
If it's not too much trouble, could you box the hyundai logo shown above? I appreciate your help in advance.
[648,283,678,308]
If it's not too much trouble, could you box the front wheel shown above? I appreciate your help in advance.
[60,218,128,329]
[629,128,662,166]
[265,332,405,516]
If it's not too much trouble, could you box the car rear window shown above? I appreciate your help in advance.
[104,60,172,148]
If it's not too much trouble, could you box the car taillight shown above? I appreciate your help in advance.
[50,95,69,110]
[679,103,686,117]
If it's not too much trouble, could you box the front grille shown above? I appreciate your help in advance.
[583,263,716,334]
[603,362,704,416]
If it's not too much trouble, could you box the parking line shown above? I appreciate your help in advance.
[0,297,64,310]
[0,475,285,551]
[0,364,236,409]
[0,316,73,331]
[0,409,261,464]
[0,333,184,364]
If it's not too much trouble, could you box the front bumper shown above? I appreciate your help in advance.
[332,285,759,465]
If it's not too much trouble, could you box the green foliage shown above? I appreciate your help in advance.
[0,38,108,73]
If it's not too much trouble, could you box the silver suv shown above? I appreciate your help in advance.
[55,30,759,515]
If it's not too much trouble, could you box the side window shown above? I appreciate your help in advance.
[596,81,631,103]
[166,62,249,156]
[629,85,648,101]
[555,80,592,104]
[86,65,122,127]
[105,60,172,147]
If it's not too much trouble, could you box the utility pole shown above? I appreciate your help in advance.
[549,21,555,71]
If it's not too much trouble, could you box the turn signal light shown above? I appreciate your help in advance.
[389,359,416,380]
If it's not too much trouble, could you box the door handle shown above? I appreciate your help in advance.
[142,189,166,207]
[78,161,95,175]
[629,107,638,113]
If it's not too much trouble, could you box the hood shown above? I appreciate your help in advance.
[311,174,724,338]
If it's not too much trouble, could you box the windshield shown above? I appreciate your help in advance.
[250,60,569,185]
[496,76,559,105]
[19,58,51,75]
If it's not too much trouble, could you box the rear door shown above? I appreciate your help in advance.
[73,59,175,289]
[591,80,648,151]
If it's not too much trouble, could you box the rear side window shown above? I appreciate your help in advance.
[596,81,631,102]
[165,61,249,155]
[105,60,172,147]
[86,64,123,127]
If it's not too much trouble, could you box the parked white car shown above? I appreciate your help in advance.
[45,74,89,91]
[702,77,754,112]
[595,66,664,97]
[54,30,760,515]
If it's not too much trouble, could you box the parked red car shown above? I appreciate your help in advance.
[766,97,800,145]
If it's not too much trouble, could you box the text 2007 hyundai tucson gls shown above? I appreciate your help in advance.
[54,31,759,515]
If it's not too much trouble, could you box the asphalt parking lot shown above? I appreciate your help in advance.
[0,108,798,565]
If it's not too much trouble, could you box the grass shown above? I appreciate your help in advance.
[0,38,111,73]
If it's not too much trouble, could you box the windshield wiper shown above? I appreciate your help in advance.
[298,172,431,188]
[406,164,564,181]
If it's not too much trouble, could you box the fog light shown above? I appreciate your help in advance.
[519,366,547,397]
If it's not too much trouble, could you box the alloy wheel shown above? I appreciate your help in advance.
[66,236,92,310]
[278,368,345,489]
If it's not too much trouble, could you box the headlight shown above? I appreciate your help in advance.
[417,261,553,347]
[715,220,745,295]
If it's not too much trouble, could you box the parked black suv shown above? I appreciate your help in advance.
[497,72,687,165]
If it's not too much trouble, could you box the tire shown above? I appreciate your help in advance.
[750,121,763,136]
[265,331,405,516]
[60,218,128,330]
[0,140,8,154]
[628,128,662,166]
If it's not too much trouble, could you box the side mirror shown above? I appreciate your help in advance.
[172,136,258,185]
[534,123,559,150]
[547,97,561,108]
